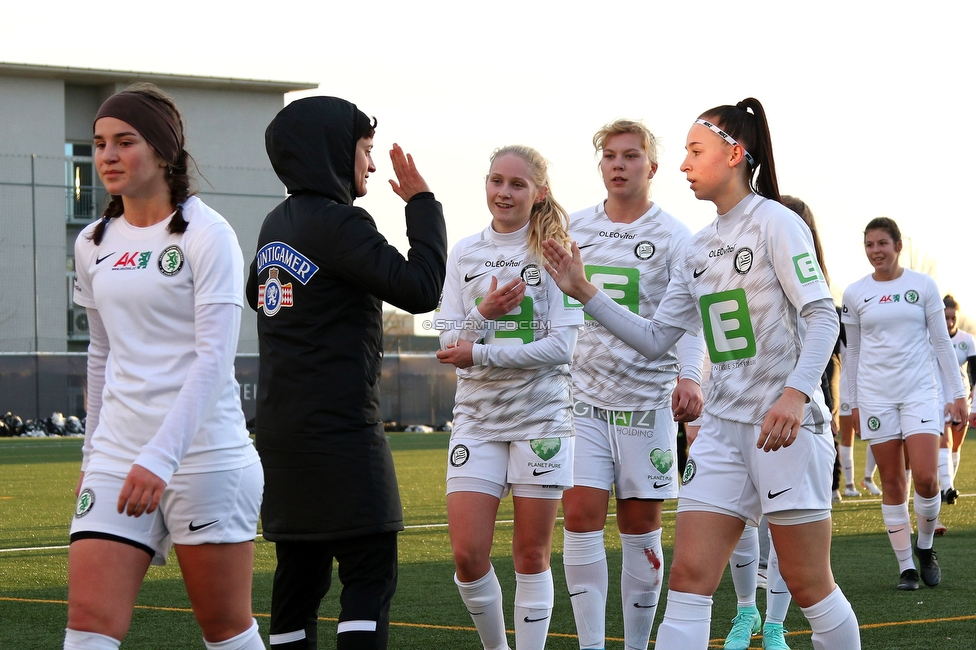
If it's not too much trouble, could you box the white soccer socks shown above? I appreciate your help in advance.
[938,448,955,492]
[620,530,665,650]
[514,569,554,650]
[800,586,861,649]
[727,526,759,608]
[563,529,608,649]
[839,445,856,488]
[64,629,121,650]
[881,502,915,573]
[205,620,265,650]
[455,565,510,650]
[765,537,791,625]
[914,492,941,549]
[653,590,712,649]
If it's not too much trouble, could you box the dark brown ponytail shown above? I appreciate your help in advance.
[700,97,780,202]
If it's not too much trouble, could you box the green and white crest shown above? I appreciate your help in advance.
[75,488,95,518]
[681,459,697,485]
[905,290,919,304]
[867,416,881,432]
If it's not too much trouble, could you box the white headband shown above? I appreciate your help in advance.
[696,119,755,168]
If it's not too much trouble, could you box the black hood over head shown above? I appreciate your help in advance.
[265,96,373,205]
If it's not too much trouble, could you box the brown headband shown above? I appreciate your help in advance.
[94,92,183,165]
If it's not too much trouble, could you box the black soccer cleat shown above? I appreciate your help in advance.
[914,544,941,587]
[942,487,958,505]
[897,569,919,591]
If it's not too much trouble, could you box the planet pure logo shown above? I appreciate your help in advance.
[530,438,561,461]
[649,448,673,474]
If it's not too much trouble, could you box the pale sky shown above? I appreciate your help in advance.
[4,1,973,331]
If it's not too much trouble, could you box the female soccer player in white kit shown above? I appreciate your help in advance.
[436,145,583,650]
[544,98,861,649]
[939,294,974,506]
[561,120,704,650]
[65,84,264,649]
[842,218,967,590]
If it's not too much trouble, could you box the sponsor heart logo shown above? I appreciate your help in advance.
[649,448,673,474]
[530,438,561,461]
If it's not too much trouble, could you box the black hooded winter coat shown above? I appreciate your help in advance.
[246,96,447,541]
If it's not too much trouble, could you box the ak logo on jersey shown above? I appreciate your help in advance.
[681,458,696,485]
[521,264,542,287]
[112,251,152,270]
[867,416,881,431]
[255,242,319,285]
[258,268,294,316]
[733,247,754,274]
[75,488,95,518]
[634,241,655,260]
[649,448,673,474]
[450,444,469,467]
[878,293,917,304]
[792,252,824,284]
[157,245,184,276]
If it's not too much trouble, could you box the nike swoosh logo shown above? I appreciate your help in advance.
[188,519,219,532]
[568,590,587,597]
[770,589,789,595]
[467,611,485,616]
[533,468,556,476]
[653,480,672,489]
[921,419,933,423]
[926,518,937,522]
[767,487,793,499]
[95,253,116,265]
[464,271,490,282]
[524,615,550,623]
[735,560,756,568]
[887,527,904,534]
[864,296,876,303]
[693,267,707,278]
[633,603,656,609]
[577,243,599,250]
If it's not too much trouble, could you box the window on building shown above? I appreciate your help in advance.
[65,143,95,223]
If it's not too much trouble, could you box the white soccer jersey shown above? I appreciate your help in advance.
[569,202,692,410]
[951,329,976,394]
[841,269,963,405]
[653,194,832,427]
[437,223,583,441]
[73,196,258,480]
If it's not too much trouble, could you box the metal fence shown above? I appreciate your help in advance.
[0,352,458,431]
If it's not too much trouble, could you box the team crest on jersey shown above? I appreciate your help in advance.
[841,402,850,412]
[634,241,655,260]
[521,264,542,287]
[867,416,881,431]
[530,438,561,461]
[961,342,969,351]
[113,251,151,270]
[681,458,696,485]
[450,444,469,467]
[258,268,294,316]
[255,241,319,285]
[905,290,919,304]
[733,247,754,275]
[649,448,673,474]
[75,488,95,518]
[157,245,185,276]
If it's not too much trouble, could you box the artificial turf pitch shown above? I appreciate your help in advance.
[1,434,974,649]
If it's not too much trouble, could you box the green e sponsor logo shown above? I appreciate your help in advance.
[565,265,640,319]
[476,296,535,344]
[700,288,757,362]
[793,252,823,284]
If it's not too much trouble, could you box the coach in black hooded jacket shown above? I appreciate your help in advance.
[246,96,447,650]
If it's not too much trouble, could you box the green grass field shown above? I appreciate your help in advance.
[2,434,974,649]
